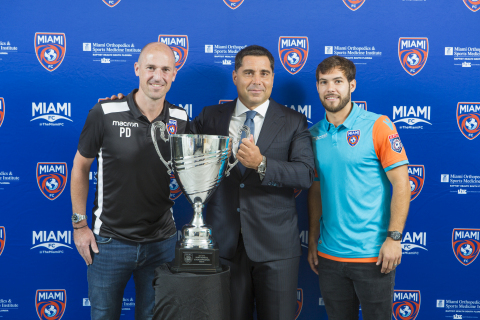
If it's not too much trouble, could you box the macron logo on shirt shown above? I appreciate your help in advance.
[383,118,394,130]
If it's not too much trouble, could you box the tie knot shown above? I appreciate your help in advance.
[245,110,257,120]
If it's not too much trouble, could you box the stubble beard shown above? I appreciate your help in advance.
[321,89,351,114]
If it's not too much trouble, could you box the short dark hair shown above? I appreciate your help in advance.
[235,45,275,72]
[316,56,356,82]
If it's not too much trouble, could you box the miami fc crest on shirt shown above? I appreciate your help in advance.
[102,0,121,7]
[36,289,66,320]
[224,0,244,9]
[167,119,177,135]
[463,0,480,12]
[158,35,188,71]
[398,38,428,76]
[457,102,480,140]
[169,174,182,200]
[0,227,5,256]
[388,133,403,153]
[295,288,303,319]
[279,37,308,75]
[452,228,480,266]
[35,33,66,72]
[408,165,424,201]
[37,163,68,200]
[0,97,4,128]
[343,0,366,11]
[392,290,421,320]
[346,130,360,147]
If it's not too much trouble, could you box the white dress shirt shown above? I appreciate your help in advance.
[229,98,270,156]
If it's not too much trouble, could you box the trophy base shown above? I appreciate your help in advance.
[170,242,223,274]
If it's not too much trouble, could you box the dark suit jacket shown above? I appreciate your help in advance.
[191,98,315,262]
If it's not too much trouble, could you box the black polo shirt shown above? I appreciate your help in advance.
[77,89,189,242]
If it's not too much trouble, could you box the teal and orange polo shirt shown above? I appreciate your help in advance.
[310,103,409,262]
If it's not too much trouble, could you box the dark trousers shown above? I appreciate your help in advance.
[317,256,395,320]
[220,235,300,320]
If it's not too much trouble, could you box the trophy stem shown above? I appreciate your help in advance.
[190,201,205,228]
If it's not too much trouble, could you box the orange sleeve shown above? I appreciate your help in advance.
[373,116,408,170]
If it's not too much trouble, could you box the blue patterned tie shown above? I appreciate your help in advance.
[238,110,257,175]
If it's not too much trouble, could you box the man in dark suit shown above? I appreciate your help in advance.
[191,45,315,320]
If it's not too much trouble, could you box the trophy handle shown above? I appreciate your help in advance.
[151,121,173,175]
[225,124,251,177]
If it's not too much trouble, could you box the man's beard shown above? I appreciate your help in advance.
[321,90,351,113]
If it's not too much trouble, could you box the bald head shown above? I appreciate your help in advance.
[138,42,176,66]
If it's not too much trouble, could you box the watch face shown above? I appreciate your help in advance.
[390,231,402,240]
[72,214,79,223]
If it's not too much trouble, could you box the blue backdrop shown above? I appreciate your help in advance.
[1,0,479,319]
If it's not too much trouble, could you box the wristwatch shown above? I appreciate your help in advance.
[387,231,402,241]
[72,213,87,224]
[257,156,267,176]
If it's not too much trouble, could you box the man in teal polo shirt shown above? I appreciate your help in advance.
[307,56,411,320]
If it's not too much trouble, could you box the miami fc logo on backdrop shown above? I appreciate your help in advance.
[35,33,66,72]
[452,228,480,266]
[0,97,4,127]
[295,288,303,319]
[457,102,480,140]
[36,290,66,320]
[408,165,424,201]
[37,163,67,200]
[343,0,366,11]
[102,0,121,7]
[463,0,480,12]
[0,227,5,256]
[398,38,428,76]
[224,0,244,9]
[159,35,188,71]
[393,290,421,320]
[279,37,308,75]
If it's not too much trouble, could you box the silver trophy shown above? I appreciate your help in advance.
[151,121,249,273]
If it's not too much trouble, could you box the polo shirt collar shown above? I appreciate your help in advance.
[128,89,170,122]
[235,98,269,118]
[324,102,359,131]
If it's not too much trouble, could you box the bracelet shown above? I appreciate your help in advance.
[73,224,88,230]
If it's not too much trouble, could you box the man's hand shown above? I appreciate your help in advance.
[236,135,262,169]
[108,93,125,100]
[74,226,99,265]
[308,241,319,275]
[376,238,402,274]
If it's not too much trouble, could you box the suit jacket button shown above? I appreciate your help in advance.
[240,183,245,188]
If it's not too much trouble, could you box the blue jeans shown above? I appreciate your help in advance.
[317,256,395,320]
[87,233,176,320]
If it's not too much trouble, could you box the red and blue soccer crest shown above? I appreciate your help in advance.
[452,228,480,266]
[392,290,421,320]
[36,289,66,320]
[102,0,121,7]
[398,38,428,76]
[158,35,188,71]
[388,133,403,153]
[457,102,480,140]
[37,163,68,201]
[343,0,366,11]
[0,227,5,256]
[463,0,480,12]
[408,165,424,201]
[354,101,367,111]
[347,130,361,147]
[279,37,308,75]
[295,288,303,319]
[223,0,244,9]
[167,119,177,135]
[0,97,4,128]
[169,174,182,200]
[35,33,66,72]
[219,100,233,104]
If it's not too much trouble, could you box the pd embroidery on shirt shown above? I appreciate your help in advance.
[388,133,403,153]
[346,130,360,147]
